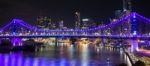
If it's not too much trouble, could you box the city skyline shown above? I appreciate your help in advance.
[0,1,149,66]
[0,0,149,28]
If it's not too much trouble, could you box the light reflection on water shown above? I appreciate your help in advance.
[0,44,128,66]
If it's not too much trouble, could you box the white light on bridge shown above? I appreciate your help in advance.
[133,15,136,18]
[133,31,137,35]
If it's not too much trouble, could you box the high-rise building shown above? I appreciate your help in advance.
[75,12,81,29]
[114,10,123,19]
[37,16,44,28]
[37,16,56,29]
[59,20,64,29]
[82,18,96,29]
[123,0,132,12]
[114,0,132,18]
[122,0,135,34]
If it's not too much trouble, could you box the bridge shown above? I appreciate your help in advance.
[0,12,150,51]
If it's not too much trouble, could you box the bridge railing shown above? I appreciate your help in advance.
[0,32,150,38]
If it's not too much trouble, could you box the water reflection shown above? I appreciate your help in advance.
[0,44,129,66]
[81,44,89,66]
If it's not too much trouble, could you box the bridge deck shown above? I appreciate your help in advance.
[0,35,150,40]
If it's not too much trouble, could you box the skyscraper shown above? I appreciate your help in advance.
[75,12,81,29]
[114,10,123,19]
[123,0,132,12]
[111,0,132,35]
[37,16,51,28]
[82,18,96,29]
[59,20,64,29]
[122,0,133,34]
[37,16,56,29]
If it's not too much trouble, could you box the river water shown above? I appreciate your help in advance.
[0,44,131,66]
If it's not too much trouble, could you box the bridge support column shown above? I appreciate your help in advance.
[131,39,139,52]
[11,38,22,46]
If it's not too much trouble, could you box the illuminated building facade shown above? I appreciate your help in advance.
[37,16,56,29]
[59,20,64,29]
[82,18,96,29]
[75,12,81,29]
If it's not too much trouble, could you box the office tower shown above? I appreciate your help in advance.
[59,20,64,29]
[75,12,81,29]
[37,16,56,29]
[123,0,132,12]
[82,18,96,29]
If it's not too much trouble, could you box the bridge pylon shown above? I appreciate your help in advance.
[131,12,137,35]
[11,38,22,46]
[131,13,139,52]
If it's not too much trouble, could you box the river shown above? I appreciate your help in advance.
[0,44,131,66]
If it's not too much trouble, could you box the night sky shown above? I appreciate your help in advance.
[0,0,149,28]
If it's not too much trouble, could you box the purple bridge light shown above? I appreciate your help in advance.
[0,12,149,39]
